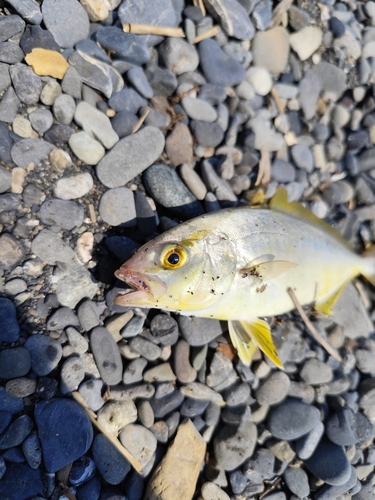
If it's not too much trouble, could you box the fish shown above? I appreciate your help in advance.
[114,188,375,368]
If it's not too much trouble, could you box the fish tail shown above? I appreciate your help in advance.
[361,245,375,287]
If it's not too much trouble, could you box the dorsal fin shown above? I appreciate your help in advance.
[270,187,352,250]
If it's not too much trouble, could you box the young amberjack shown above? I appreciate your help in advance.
[115,188,375,368]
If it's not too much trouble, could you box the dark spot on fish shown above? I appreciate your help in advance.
[211,289,215,294]
[212,277,215,281]
[216,276,220,279]
[242,272,248,278]
[202,271,206,274]
[169,295,172,298]
[256,284,267,293]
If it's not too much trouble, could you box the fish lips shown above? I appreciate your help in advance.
[114,267,167,305]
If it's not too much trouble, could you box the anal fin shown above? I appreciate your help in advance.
[314,280,351,316]
[228,319,283,368]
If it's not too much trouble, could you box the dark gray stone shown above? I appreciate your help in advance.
[0,347,30,379]
[0,298,20,343]
[92,433,131,485]
[75,39,112,64]
[326,407,373,446]
[0,387,24,415]
[305,438,352,486]
[150,314,179,346]
[108,87,147,114]
[284,466,310,498]
[129,336,162,361]
[35,398,93,473]
[6,0,42,25]
[0,463,43,500]
[20,24,60,53]
[0,63,11,93]
[9,62,42,104]
[243,448,275,483]
[31,229,75,265]
[110,110,138,138]
[199,39,246,86]
[96,27,150,65]
[28,108,53,134]
[178,316,225,346]
[0,414,33,450]
[145,65,178,97]
[123,357,148,385]
[77,300,101,332]
[0,15,25,43]
[271,159,296,183]
[69,456,96,487]
[268,398,321,440]
[214,420,257,471]
[0,412,12,435]
[39,199,84,230]
[127,66,153,99]
[24,334,62,376]
[22,432,42,469]
[0,86,21,123]
[105,235,140,263]
[314,466,358,500]
[0,42,25,64]
[11,138,55,169]
[190,120,225,148]
[90,327,123,385]
[150,388,184,418]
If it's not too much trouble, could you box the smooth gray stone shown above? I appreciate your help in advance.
[243,448,275,483]
[312,62,347,102]
[138,399,154,428]
[61,66,82,99]
[77,300,101,332]
[129,336,161,361]
[96,126,164,188]
[295,421,324,460]
[54,259,98,309]
[0,86,21,123]
[150,388,184,418]
[99,187,136,227]
[0,233,25,271]
[178,316,225,346]
[305,438,351,486]
[75,38,112,64]
[0,386,24,414]
[46,307,80,331]
[92,433,131,485]
[108,87,147,114]
[110,110,138,138]
[22,432,42,469]
[28,108,53,134]
[24,334,62,376]
[0,414,33,450]
[127,66,153,99]
[283,466,310,498]
[90,327,123,385]
[60,356,86,395]
[0,15,25,43]
[96,27,150,65]
[41,0,89,48]
[268,398,321,440]
[9,62,41,104]
[39,199,84,230]
[31,229,75,265]
[314,466,357,500]
[20,24,60,53]
[119,424,157,469]
[0,42,25,64]
[66,327,89,355]
[0,347,30,379]
[0,63,11,93]
[271,159,296,183]
[5,0,42,25]
[214,420,257,471]
[0,298,20,343]
[123,357,148,385]
[144,65,178,97]
[143,163,204,220]
[78,379,104,412]
[199,38,246,87]
[204,0,255,40]
[159,37,199,75]
[326,407,373,446]
[150,314,179,346]
[11,138,55,169]
[299,69,322,120]
[190,120,225,148]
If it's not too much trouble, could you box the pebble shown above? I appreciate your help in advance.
[129,336,162,361]
[165,123,194,166]
[305,438,351,486]
[99,187,136,227]
[214,420,257,471]
[97,126,164,188]
[0,347,30,379]
[0,463,43,500]
[10,62,42,104]
[24,334,62,376]
[312,62,347,102]
[143,163,203,220]
[145,66,178,97]
[127,66,153,99]
[256,371,290,406]
[0,386,24,415]
[6,377,36,398]
[178,316,224,346]
[300,358,333,385]
[22,432,42,470]
[174,340,197,383]
[96,27,150,66]
[268,399,321,440]
[138,400,155,428]
[252,27,290,74]
[0,86,20,123]
[54,172,93,200]
[92,433,131,485]
[39,199,84,230]
[0,166,12,193]
[246,66,272,96]
[271,159,296,183]
[11,137,55,169]
[123,358,148,385]
[68,131,104,165]
[35,398,93,472]
[97,400,137,436]
[90,326,122,385]
[199,39,246,87]
[42,0,89,48]
[291,143,314,172]
[159,38,199,75]
[60,355,85,394]
[150,388,184,418]
[182,96,217,122]
[31,228,75,264]
[289,26,323,61]
[0,233,25,271]
[54,258,98,308]
[190,120,225,148]
[201,482,230,500]
[74,101,119,149]
[0,414,33,450]
[294,420,325,460]
[119,424,157,469]
[284,466,310,498]
[326,407,373,446]
[150,314,179,346]
[78,379,104,412]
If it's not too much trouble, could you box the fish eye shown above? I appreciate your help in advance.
[161,245,187,270]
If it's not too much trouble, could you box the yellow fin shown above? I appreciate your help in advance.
[228,319,283,368]
[361,244,375,287]
[314,279,353,316]
[242,259,298,281]
[270,187,352,250]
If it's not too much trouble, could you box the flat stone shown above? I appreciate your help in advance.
[150,388,184,418]
[96,126,164,188]
[123,357,148,385]
[22,432,42,469]
[144,363,177,383]
[256,372,290,406]
[6,377,35,399]
[271,159,296,183]
[165,123,193,166]
[61,65,82,99]
[74,101,119,149]
[0,15,25,43]
[12,115,35,138]
[300,358,333,385]
[0,86,20,123]
[268,399,321,440]
[178,316,224,346]
[92,433,131,485]
[129,336,162,361]
[90,326,123,385]
[144,419,206,500]
[299,69,322,120]
[326,407,373,447]
[77,300,101,332]
[111,110,138,138]
[214,420,257,471]
[145,66,177,97]
[284,466,310,498]
[174,340,197,384]
[305,438,351,486]
[95,27,150,66]
[182,96,217,122]
[0,234,25,271]
[69,131,105,165]
[66,327,89,354]
[0,347,30,379]
[201,482,230,500]
[35,398,93,473]
[159,38,199,75]
[54,172,93,200]
[5,0,42,25]
[290,26,323,61]
[99,187,136,227]
[53,260,98,308]
[31,229,75,264]
[10,62,42,104]
[204,0,254,40]
[108,87,147,114]
[294,420,325,460]
[52,93,76,126]
[11,138,55,169]
[39,199,84,230]
[42,0,89,48]
[291,143,314,172]
[0,298,20,343]
[60,356,85,394]
[246,66,272,96]
[25,48,69,78]
[20,24,61,54]
[143,162,203,219]
[0,41,25,64]
[0,414,33,450]
[0,463,43,500]
[97,400,137,436]
[24,334,62,376]
[252,27,290,74]
[312,62,347,102]
[0,63,11,93]
[119,424,157,469]
[0,386,24,415]
[190,120,225,148]
[199,39,246,87]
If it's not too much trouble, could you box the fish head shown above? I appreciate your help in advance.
[114,224,238,312]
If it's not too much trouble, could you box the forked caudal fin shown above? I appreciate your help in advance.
[228,319,283,368]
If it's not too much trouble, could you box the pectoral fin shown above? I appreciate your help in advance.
[241,260,298,281]
[228,319,283,368]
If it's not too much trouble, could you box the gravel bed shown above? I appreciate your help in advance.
[1,0,375,499]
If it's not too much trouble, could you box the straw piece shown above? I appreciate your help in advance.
[255,149,271,186]
[270,0,294,29]
[194,26,220,43]
[88,203,97,224]
[287,287,342,362]
[132,108,150,134]
[122,23,185,37]
[271,87,284,114]
[72,391,143,473]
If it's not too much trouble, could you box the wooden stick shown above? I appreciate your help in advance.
[271,87,284,114]
[88,203,97,224]
[194,26,220,44]
[287,288,342,362]
[72,391,142,473]
[259,477,282,500]
[132,108,150,134]
[122,23,185,37]
[270,0,294,28]
[255,149,271,186]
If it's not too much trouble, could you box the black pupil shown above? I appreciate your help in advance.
[168,253,180,265]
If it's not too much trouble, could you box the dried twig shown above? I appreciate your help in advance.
[193,0,206,16]
[287,287,342,362]
[132,108,150,134]
[88,203,96,224]
[194,26,220,43]
[255,149,271,186]
[270,0,294,29]
[259,477,282,500]
[72,391,142,473]
[271,87,284,114]
[122,23,185,37]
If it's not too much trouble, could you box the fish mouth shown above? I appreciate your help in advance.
[114,267,167,306]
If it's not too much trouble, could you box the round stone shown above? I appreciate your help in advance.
[39,199,84,230]
[268,398,321,440]
[92,433,131,485]
[304,438,351,486]
[97,400,137,436]
[159,38,199,75]
[246,66,272,96]
[0,298,20,342]
[69,132,105,165]
[0,347,31,379]
[119,424,157,469]
[54,172,93,200]
[300,358,333,385]
[256,371,290,406]
[24,334,62,376]
[99,187,136,227]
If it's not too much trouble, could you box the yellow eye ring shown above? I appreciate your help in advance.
[160,244,187,270]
